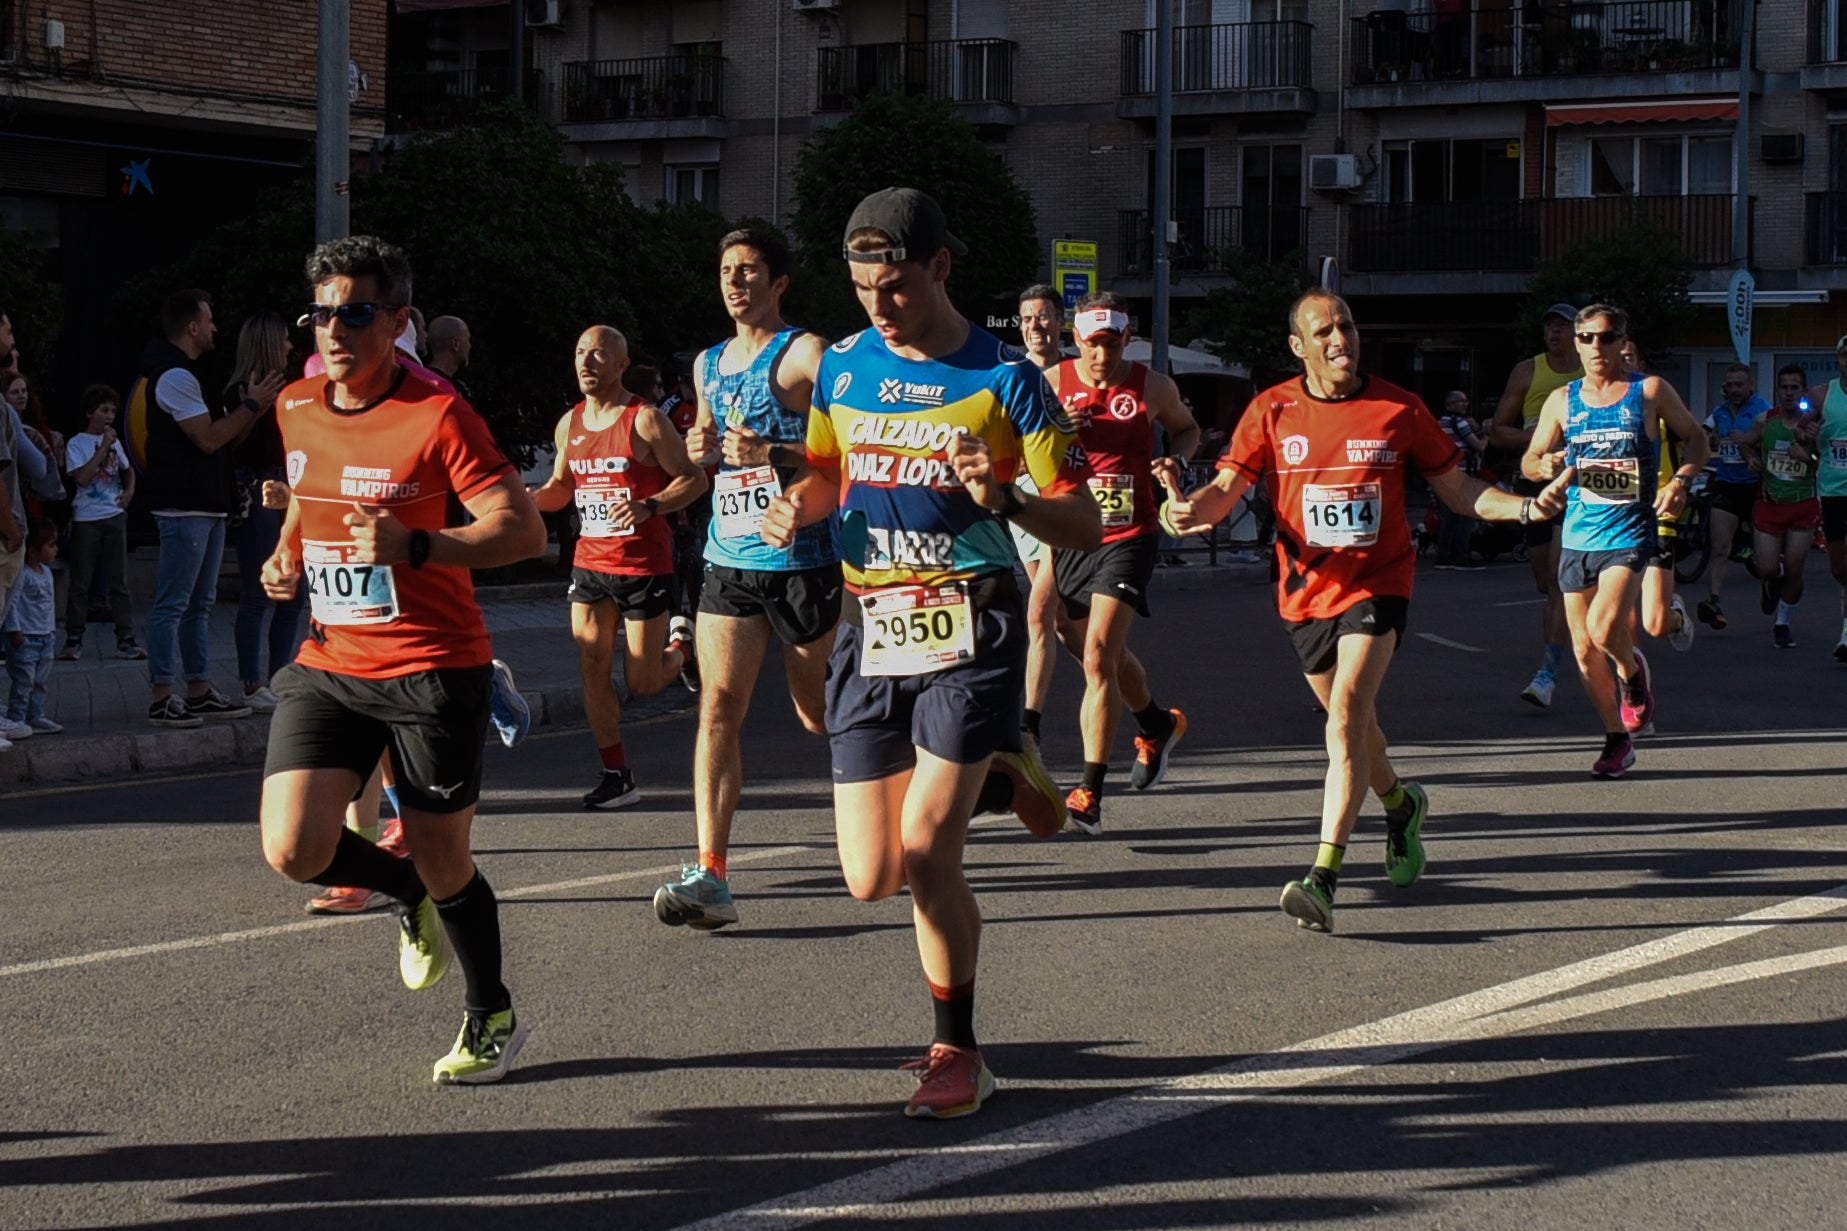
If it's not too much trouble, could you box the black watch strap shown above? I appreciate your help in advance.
[996,483,1026,521]
[407,529,432,569]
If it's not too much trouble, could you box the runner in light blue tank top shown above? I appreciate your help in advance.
[1560,375,1657,553]
[700,328,837,572]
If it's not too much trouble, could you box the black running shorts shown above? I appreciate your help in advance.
[568,567,674,619]
[1557,543,1653,593]
[1052,533,1159,620]
[264,662,493,814]
[699,562,843,646]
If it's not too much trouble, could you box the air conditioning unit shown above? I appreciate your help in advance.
[1762,133,1804,163]
[525,0,564,29]
[1309,154,1361,191]
[794,0,840,11]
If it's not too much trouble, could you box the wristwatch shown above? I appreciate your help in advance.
[995,483,1025,521]
[407,529,432,569]
[642,498,660,516]
[1668,472,1692,489]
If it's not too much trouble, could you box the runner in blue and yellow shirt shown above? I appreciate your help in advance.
[762,188,1100,1119]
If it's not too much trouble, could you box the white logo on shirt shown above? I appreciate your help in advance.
[286,450,308,487]
[1282,435,1310,466]
[878,378,904,404]
[832,373,853,400]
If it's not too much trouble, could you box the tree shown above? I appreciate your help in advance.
[789,93,1040,338]
[1519,220,1695,354]
[1182,249,1311,386]
[0,228,61,376]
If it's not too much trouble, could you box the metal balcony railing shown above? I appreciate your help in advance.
[814,39,1017,110]
[561,55,725,123]
[1348,194,1743,271]
[1116,206,1310,275]
[387,68,545,132]
[1120,22,1314,94]
[1350,0,1743,84]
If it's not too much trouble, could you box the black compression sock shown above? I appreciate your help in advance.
[1133,700,1174,738]
[975,770,1013,815]
[435,870,511,1013]
[308,827,425,907]
[1082,761,1108,794]
[931,982,978,1050]
[1023,708,1043,741]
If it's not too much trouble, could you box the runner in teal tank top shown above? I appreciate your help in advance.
[1743,365,1822,649]
[1522,304,1708,780]
[1812,336,1847,660]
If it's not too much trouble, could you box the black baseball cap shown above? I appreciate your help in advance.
[1542,302,1577,323]
[842,187,967,264]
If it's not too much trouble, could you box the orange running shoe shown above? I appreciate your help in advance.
[376,817,407,858]
[1064,786,1102,836]
[305,884,393,915]
[1129,708,1188,791]
[902,1043,995,1119]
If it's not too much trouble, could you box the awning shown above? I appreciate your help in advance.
[394,0,506,12]
[1545,100,1738,127]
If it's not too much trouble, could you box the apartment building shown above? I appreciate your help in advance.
[391,0,1845,409]
[1,0,389,392]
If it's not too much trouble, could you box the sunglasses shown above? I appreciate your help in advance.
[1575,330,1623,345]
[299,302,400,329]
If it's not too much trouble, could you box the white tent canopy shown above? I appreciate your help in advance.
[1122,339,1230,374]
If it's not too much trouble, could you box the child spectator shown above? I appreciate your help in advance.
[2,516,62,739]
[60,385,143,660]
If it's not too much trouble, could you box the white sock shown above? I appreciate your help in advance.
[1777,600,1798,625]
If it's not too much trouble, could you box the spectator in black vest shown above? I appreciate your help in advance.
[140,289,283,727]
[425,315,472,401]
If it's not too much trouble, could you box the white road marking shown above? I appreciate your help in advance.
[0,843,821,980]
[671,886,1847,1231]
[1416,633,1486,653]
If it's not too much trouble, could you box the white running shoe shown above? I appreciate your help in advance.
[1668,594,1696,652]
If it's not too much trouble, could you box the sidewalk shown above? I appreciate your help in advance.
[0,580,693,790]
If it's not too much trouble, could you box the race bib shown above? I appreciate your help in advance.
[1827,438,1847,472]
[858,583,975,678]
[1302,482,1381,548]
[302,540,399,626]
[1089,474,1134,529]
[1766,449,1807,480]
[1718,439,1743,466]
[713,466,781,540]
[1576,457,1640,504]
[576,485,635,538]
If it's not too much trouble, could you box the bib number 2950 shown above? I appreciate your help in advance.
[858,583,974,677]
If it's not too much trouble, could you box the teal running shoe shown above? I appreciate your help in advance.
[653,864,739,930]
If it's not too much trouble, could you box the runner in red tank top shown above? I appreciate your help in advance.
[1043,292,1200,836]
[529,326,708,809]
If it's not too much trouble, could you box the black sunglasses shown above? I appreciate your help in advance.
[1575,330,1623,345]
[300,302,400,329]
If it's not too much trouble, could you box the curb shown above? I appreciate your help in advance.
[0,679,694,792]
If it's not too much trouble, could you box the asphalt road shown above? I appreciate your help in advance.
[5,559,1846,1230]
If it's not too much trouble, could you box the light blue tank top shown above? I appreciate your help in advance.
[699,329,838,572]
[1561,377,1657,552]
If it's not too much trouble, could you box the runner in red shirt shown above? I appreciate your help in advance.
[529,326,709,809]
[1043,291,1200,835]
[1160,291,1571,933]
[257,236,547,1082]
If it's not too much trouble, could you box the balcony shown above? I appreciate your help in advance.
[1118,23,1315,117]
[1348,0,1743,108]
[559,55,727,140]
[815,40,1019,125]
[1348,195,1742,279]
[1805,0,1847,90]
[387,68,546,133]
[1115,206,1311,277]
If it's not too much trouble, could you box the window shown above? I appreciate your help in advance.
[1242,143,1303,258]
[1383,138,1521,203]
[667,164,719,207]
[1589,134,1732,196]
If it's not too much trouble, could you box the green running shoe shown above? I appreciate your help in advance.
[396,894,451,991]
[433,1006,530,1085]
[1384,781,1429,889]
[1279,875,1335,933]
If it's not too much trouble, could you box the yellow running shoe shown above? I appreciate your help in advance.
[433,1007,530,1085]
[396,895,451,991]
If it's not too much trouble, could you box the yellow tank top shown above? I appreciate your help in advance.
[1523,351,1583,431]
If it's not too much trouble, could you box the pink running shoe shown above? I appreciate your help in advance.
[901,1044,996,1119]
[1617,649,1655,735]
[1592,733,1636,779]
[305,884,393,915]
[376,817,407,858]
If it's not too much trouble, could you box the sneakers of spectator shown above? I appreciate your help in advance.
[242,685,282,713]
[28,717,62,734]
[0,719,34,741]
[56,639,82,661]
[185,688,252,720]
[115,637,147,661]
[0,734,12,752]
[148,696,204,728]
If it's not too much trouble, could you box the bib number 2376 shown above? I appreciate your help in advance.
[714,466,780,539]
[1302,482,1381,548]
[859,583,974,677]
[303,540,399,626]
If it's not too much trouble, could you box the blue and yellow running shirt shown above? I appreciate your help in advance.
[807,326,1089,594]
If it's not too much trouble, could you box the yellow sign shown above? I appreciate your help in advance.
[1053,239,1098,310]
[1505,140,1521,159]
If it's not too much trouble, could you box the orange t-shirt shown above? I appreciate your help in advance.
[1219,375,1460,622]
[278,369,512,678]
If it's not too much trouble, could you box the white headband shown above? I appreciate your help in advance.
[1074,308,1129,340]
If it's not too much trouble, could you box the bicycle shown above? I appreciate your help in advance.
[1671,472,1714,586]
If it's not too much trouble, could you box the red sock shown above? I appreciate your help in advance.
[700,850,728,880]
[598,742,627,770]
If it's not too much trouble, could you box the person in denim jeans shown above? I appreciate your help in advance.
[137,289,283,727]
[225,313,305,712]
[2,518,61,741]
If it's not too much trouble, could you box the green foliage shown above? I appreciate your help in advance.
[1519,220,1696,353]
[789,93,1040,338]
[1183,249,1312,385]
[0,229,62,375]
[122,104,742,460]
